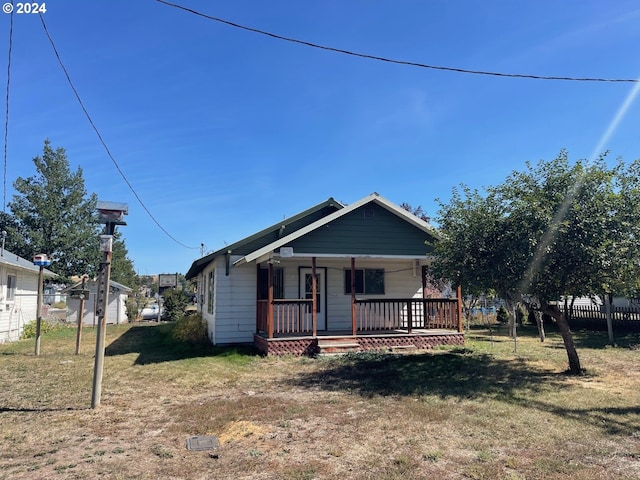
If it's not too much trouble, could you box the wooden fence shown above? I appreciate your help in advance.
[563,305,640,330]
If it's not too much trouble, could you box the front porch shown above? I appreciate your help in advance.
[255,293,464,356]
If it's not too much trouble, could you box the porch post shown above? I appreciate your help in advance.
[421,265,428,327]
[268,261,274,339]
[351,257,356,336]
[311,256,317,337]
[421,265,428,298]
[457,284,463,333]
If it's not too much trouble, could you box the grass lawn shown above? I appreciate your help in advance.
[1,322,639,479]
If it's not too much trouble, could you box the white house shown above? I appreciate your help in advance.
[0,249,55,343]
[64,280,133,326]
[186,193,464,356]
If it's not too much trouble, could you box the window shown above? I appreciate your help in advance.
[207,271,214,314]
[6,274,16,301]
[344,269,385,295]
[258,267,284,299]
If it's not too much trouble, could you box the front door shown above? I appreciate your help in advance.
[299,268,326,330]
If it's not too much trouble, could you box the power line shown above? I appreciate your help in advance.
[155,0,639,84]
[38,14,198,250]
[3,2,13,214]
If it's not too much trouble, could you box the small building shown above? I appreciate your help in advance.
[0,250,56,343]
[64,280,133,326]
[186,193,464,356]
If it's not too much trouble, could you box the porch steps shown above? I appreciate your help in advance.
[316,338,361,356]
[389,345,417,353]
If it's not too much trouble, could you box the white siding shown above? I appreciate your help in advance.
[214,256,257,344]
[67,285,130,326]
[0,267,40,343]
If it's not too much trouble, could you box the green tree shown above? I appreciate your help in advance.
[8,140,100,278]
[0,211,27,255]
[162,288,190,322]
[110,231,139,289]
[433,151,636,374]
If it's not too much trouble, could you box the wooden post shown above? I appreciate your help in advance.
[351,257,356,336]
[421,265,427,327]
[255,265,260,333]
[407,300,413,333]
[92,237,113,408]
[605,293,614,345]
[75,277,86,355]
[456,285,463,333]
[34,265,44,356]
[267,261,274,339]
[311,257,317,337]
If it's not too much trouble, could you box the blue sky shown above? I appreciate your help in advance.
[1,0,639,276]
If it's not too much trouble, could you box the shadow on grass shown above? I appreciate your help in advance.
[105,324,256,365]
[0,406,88,413]
[522,398,640,436]
[287,347,640,435]
[571,329,640,349]
[287,349,564,399]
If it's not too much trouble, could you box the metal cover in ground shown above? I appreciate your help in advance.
[186,435,220,451]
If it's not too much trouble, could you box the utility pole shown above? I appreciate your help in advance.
[33,254,51,356]
[91,202,127,409]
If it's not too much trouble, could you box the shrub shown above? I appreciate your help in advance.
[21,319,62,339]
[126,296,145,321]
[162,289,190,322]
[497,306,509,323]
[171,312,209,344]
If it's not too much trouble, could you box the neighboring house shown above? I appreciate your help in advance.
[186,193,464,355]
[0,249,56,343]
[64,280,132,326]
[44,284,65,305]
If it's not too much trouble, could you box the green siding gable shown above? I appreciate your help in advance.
[232,205,338,255]
[287,204,434,256]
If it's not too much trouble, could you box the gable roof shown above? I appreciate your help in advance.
[63,279,133,293]
[185,197,344,279]
[0,249,56,277]
[234,192,438,266]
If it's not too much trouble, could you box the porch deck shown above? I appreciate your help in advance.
[254,329,465,356]
[255,291,464,356]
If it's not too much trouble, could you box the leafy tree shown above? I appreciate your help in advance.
[433,151,637,374]
[0,211,27,255]
[7,140,100,278]
[399,202,431,222]
[110,231,139,289]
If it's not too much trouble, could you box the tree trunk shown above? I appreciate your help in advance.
[530,307,545,342]
[506,299,516,338]
[544,303,582,374]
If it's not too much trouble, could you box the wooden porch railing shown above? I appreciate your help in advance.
[257,299,313,336]
[354,298,460,333]
[257,297,462,337]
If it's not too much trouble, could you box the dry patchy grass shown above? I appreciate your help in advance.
[1,323,639,479]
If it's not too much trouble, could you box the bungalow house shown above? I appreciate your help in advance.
[64,280,133,326]
[0,249,56,343]
[186,193,464,355]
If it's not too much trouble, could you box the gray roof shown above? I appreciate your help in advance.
[0,249,56,277]
[63,279,133,293]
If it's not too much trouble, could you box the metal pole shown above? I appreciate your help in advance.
[91,227,114,408]
[34,265,44,356]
